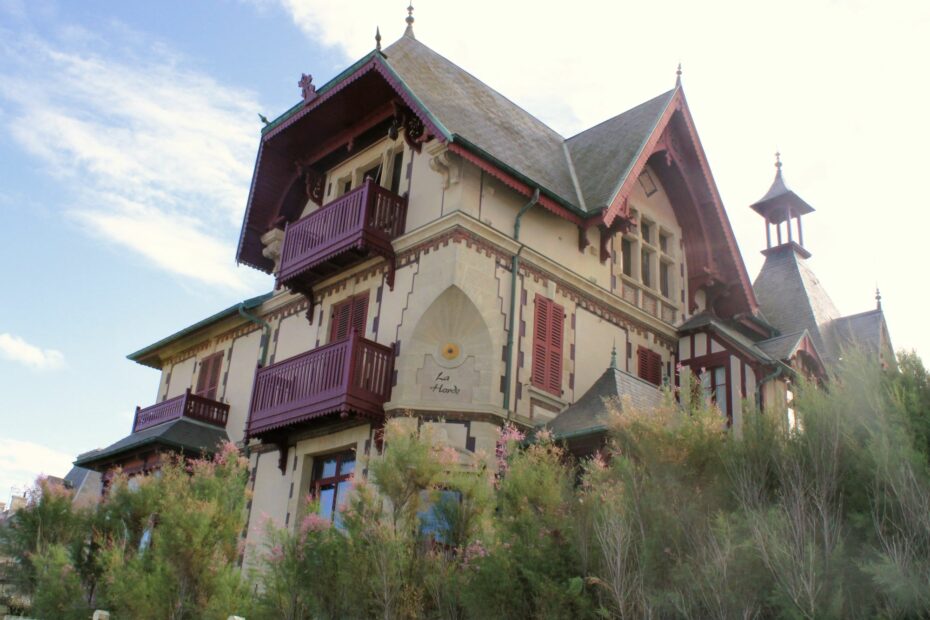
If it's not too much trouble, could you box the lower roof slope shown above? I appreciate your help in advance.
[752,245,839,358]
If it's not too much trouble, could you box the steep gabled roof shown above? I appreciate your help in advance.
[383,35,584,211]
[752,245,840,358]
[548,366,663,439]
[566,90,677,210]
[829,309,889,359]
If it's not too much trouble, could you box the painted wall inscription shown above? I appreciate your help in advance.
[417,355,478,403]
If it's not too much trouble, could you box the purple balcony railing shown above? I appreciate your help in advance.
[132,389,230,433]
[246,331,395,437]
[277,178,407,291]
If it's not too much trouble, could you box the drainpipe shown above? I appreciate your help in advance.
[238,304,271,367]
[503,188,540,415]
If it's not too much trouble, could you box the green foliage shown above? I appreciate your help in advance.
[30,544,89,620]
[96,444,252,619]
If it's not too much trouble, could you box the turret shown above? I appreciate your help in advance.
[750,152,815,258]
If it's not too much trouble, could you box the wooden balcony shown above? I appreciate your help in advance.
[277,178,408,296]
[132,389,229,433]
[246,331,395,439]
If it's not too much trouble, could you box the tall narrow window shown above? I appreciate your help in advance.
[329,292,369,343]
[311,451,356,527]
[532,294,564,397]
[361,161,382,185]
[389,151,404,195]
[195,352,224,400]
[621,237,633,277]
[702,366,729,418]
[641,248,653,287]
[660,261,670,298]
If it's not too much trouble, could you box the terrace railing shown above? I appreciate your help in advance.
[277,178,407,288]
[132,389,229,433]
[246,331,394,437]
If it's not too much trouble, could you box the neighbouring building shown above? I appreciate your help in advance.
[73,11,892,563]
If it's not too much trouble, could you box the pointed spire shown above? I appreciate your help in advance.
[404,3,415,38]
[775,150,783,172]
[675,62,682,87]
[375,26,382,51]
[876,287,882,310]
[610,341,618,370]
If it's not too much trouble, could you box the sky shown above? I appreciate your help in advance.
[1,0,928,503]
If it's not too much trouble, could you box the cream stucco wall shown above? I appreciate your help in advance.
[221,329,262,444]
[573,308,629,399]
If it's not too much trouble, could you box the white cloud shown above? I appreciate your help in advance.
[0,438,74,506]
[0,24,264,290]
[270,0,930,359]
[0,333,65,370]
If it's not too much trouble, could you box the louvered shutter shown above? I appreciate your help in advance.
[329,299,352,342]
[329,293,370,343]
[547,301,564,395]
[649,352,663,386]
[637,347,651,383]
[532,295,550,389]
[196,352,223,399]
[351,293,369,337]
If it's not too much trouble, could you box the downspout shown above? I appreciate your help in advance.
[503,188,540,416]
[238,304,271,367]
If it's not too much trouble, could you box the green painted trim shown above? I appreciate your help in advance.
[127,292,272,369]
[260,51,382,136]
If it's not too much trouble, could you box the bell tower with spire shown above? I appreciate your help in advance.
[750,152,815,259]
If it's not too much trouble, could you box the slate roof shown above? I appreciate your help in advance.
[829,309,887,358]
[755,330,812,362]
[548,366,663,439]
[74,418,229,471]
[565,90,677,210]
[384,35,585,210]
[752,244,840,358]
[63,465,92,490]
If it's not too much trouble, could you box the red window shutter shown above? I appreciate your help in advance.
[649,351,663,386]
[351,293,369,337]
[637,347,650,382]
[547,301,564,395]
[329,293,370,343]
[196,352,223,399]
[329,299,352,342]
[532,295,564,397]
[532,296,549,389]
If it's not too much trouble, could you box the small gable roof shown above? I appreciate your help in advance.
[74,418,229,471]
[829,309,889,359]
[548,366,663,439]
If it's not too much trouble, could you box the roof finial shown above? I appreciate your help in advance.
[675,62,682,87]
[876,286,882,310]
[610,340,618,370]
[375,26,382,51]
[775,151,782,170]
[404,3,415,38]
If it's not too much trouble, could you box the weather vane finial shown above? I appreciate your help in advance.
[675,62,682,87]
[375,26,382,51]
[405,3,415,38]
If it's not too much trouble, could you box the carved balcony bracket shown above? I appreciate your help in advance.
[577,226,590,253]
[391,100,432,153]
[427,145,461,189]
[295,163,325,206]
[261,227,286,273]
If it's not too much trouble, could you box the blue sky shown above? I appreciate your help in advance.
[1,0,928,501]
